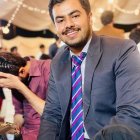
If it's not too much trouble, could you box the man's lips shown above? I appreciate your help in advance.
[62,28,80,35]
[66,30,78,37]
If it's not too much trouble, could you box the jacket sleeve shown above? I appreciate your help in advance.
[38,64,62,140]
[110,39,140,130]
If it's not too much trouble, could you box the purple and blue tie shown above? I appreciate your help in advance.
[71,52,86,140]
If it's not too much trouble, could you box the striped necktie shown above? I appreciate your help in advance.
[71,52,86,140]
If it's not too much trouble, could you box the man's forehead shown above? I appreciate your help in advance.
[52,1,84,18]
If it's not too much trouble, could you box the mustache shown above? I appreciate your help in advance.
[62,27,81,35]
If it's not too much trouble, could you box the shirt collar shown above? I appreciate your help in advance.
[29,59,41,77]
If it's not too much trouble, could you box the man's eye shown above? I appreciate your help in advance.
[56,19,64,23]
[72,15,80,18]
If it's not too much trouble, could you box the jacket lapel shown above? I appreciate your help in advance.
[84,34,103,119]
[59,48,72,117]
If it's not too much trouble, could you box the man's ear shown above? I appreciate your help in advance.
[18,67,25,77]
[89,12,93,25]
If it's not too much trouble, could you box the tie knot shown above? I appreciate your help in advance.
[72,52,86,66]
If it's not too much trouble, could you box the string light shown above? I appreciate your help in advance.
[22,3,48,14]
[2,0,49,34]
[2,0,24,34]
[98,8,105,14]
[3,0,48,14]
[3,0,140,16]
[108,0,114,4]
[2,0,140,34]
[2,27,10,34]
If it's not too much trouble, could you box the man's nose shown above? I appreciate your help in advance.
[65,17,75,28]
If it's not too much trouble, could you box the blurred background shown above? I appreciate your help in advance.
[0,0,140,57]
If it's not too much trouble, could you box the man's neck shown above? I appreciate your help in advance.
[70,47,83,55]
[70,35,92,55]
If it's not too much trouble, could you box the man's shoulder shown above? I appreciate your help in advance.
[99,35,134,46]
[39,59,51,70]
[30,59,51,70]
[93,34,136,54]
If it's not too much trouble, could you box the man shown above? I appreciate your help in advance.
[36,44,46,60]
[0,52,51,140]
[96,10,125,39]
[38,0,140,140]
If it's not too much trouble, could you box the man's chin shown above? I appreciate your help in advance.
[66,40,87,50]
[65,40,81,47]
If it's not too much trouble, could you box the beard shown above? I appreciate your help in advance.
[61,25,92,50]
[21,74,30,86]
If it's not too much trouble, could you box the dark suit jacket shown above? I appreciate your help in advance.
[38,33,140,140]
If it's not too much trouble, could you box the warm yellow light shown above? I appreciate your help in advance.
[108,0,114,4]
[135,9,139,15]
[2,27,10,34]
[98,8,104,13]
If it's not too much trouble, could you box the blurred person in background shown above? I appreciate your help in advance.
[36,44,46,60]
[96,10,125,39]
[10,46,21,57]
[0,52,50,140]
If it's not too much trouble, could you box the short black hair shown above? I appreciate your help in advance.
[39,44,45,49]
[48,0,91,22]
[101,10,114,26]
[40,54,51,60]
[129,28,140,44]
[10,46,17,53]
[0,52,27,76]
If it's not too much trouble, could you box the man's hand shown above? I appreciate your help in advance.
[6,123,20,135]
[13,114,24,134]
[0,72,22,90]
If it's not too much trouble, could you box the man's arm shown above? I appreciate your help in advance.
[38,66,62,140]
[17,82,45,115]
[0,73,45,115]
[110,40,140,129]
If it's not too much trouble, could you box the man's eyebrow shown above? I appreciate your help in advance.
[55,16,64,20]
[55,10,80,20]
[69,10,81,16]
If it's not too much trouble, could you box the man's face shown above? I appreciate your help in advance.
[52,0,92,49]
